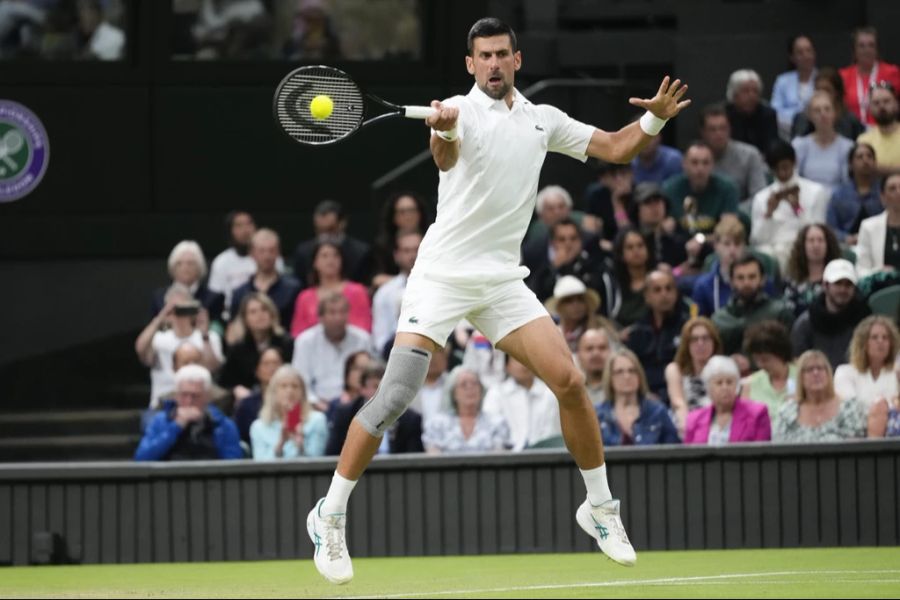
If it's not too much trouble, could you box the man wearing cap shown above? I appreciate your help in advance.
[631,182,691,269]
[544,276,605,353]
[791,258,871,368]
[625,269,695,400]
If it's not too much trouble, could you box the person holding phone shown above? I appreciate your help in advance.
[250,365,326,459]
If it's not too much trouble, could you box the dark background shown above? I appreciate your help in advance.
[2,0,899,409]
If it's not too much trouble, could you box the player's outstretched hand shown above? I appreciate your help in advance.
[629,76,691,120]
[426,100,459,133]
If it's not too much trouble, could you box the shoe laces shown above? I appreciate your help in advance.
[323,514,347,562]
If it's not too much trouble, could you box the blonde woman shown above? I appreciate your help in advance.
[665,317,722,432]
[250,365,326,459]
[774,350,866,443]
[834,316,900,410]
[150,240,224,323]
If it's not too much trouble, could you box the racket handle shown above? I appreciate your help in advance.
[403,105,437,120]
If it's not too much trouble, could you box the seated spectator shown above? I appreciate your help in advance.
[454,322,507,390]
[856,174,900,277]
[577,327,618,406]
[630,183,691,270]
[834,316,900,410]
[522,185,596,272]
[135,286,224,409]
[190,0,270,60]
[233,346,284,445]
[792,91,854,188]
[631,127,683,185]
[327,363,424,455]
[423,367,509,454]
[625,269,694,400]
[685,356,771,445]
[666,317,722,433]
[283,0,341,61]
[700,104,768,205]
[595,348,680,446]
[323,350,372,420]
[372,232,421,357]
[134,365,243,461]
[219,292,293,397]
[783,224,843,317]
[250,365,326,459]
[792,258,871,368]
[840,27,900,127]
[372,191,429,288]
[582,163,633,243]
[663,141,740,235]
[75,0,125,60]
[158,342,234,418]
[712,254,793,356]
[774,350,867,443]
[483,356,561,451]
[771,34,818,139]
[725,69,779,156]
[150,240,224,324]
[208,210,284,320]
[529,218,614,312]
[742,320,797,429]
[856,83,900,177]
[691,216,775,317]
[291,239,371,336]
[543,276,605,353]
[750,141,830,269]
[609,227,654,328]
[410,344,450,428]
[229,228,302,340]
[292,291,372,403]
[828,142,882,244]
[868,356,900,438]
[292,199,372,285]
[792,67,866,140]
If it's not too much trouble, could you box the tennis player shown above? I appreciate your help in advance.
[308,17,691,583]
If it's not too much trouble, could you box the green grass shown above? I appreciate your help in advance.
[1,547,899,598]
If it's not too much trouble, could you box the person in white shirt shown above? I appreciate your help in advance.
[750,140,830,270]
[292,291,372,404]
[483,356,561,451]
[834,315,900,410]
[308,17,692,582]
[76,0,125,60]
[371,231,421,356]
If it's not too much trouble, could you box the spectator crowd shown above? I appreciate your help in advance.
[134,26,900,461]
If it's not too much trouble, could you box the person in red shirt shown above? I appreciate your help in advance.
[840,27,900,126]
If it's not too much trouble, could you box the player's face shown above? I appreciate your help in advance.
[466,35,521,101]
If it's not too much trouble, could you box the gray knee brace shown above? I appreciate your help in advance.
[356,345,432,436]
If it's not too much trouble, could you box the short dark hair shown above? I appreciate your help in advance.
[361,363,386,387]
[467,17,517,55]
[314,199,344,219]
[729,253,764,279]
[684,139,714,156]
[883,173,900,193]
[743,320,793,362]
[847,142,877,179]
[700,103,728,128]
[765,140,796,169]
[551,217,580,240]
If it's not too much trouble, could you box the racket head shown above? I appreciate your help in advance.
[273,65,366,146]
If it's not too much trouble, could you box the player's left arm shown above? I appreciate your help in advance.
[586,76,691,164]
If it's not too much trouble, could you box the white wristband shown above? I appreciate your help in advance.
[639,111,668,136]
[435,126,458,142]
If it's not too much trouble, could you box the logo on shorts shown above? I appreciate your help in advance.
[408,316,419,324]
[0,100,50,203]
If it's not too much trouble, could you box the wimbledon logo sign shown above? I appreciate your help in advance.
[0,100,49,203]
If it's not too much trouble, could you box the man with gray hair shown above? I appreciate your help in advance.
[134,364,243,461]
[725,69,779,156]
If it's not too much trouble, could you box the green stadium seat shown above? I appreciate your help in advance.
[868,285,900,317]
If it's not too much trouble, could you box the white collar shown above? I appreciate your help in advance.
[467,83,529,110]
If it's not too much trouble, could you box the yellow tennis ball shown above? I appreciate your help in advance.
[310,95,334,120]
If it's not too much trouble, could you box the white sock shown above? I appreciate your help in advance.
[580,464,613,506]
[322,471,357,515]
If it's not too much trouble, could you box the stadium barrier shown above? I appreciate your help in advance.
[1,440,898,565]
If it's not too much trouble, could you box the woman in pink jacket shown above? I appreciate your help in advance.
[685,355,771,445]
[291,239,372,337]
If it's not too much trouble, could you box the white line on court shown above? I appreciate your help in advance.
[340,569,900,599]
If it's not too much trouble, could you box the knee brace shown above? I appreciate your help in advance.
[356,345,432,436]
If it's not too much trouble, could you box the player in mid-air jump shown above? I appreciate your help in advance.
[308,17,691,583]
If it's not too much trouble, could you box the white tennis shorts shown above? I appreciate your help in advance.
[396,271,549,346]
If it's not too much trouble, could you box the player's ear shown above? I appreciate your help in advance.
[514,50,522,71]
[465,55,475,76]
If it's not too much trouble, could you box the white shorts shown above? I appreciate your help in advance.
[396,272,549,346]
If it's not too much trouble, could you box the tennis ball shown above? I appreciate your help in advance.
[310,95,334,120]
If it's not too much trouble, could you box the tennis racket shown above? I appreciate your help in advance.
[273,65,437,146]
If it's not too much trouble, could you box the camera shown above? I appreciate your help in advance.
[173,301,201,317]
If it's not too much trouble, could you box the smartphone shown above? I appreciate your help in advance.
[284,404,302,433]
[173,301,201,317]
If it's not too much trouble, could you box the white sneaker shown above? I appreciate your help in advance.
[307,498,353,584]
[576,498,637,566]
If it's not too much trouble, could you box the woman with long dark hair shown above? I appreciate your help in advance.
[372,191,431,287]
[609,226,654,328]
[783,223,842,316]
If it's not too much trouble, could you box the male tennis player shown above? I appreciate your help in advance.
[308,17,691,583]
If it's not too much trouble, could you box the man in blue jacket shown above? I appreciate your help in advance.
[135,364,243,461]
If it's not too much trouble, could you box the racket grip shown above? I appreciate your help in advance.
[404,105,437,120]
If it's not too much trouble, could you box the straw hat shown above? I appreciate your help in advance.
[544,275,601,315]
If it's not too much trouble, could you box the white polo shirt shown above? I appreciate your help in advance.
[482,376,561,451]
[413,84,596,284]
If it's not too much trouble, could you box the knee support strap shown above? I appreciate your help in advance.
[356,345,432,436]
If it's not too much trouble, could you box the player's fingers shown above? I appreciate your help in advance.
[657,76,670,96]
[677,99,693,110]
[629,98,650,109]
[675,84,689,98]
[668,79,682,96]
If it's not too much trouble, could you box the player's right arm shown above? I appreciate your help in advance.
[426,100,460,171]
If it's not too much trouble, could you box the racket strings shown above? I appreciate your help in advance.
[275,67,364,144]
